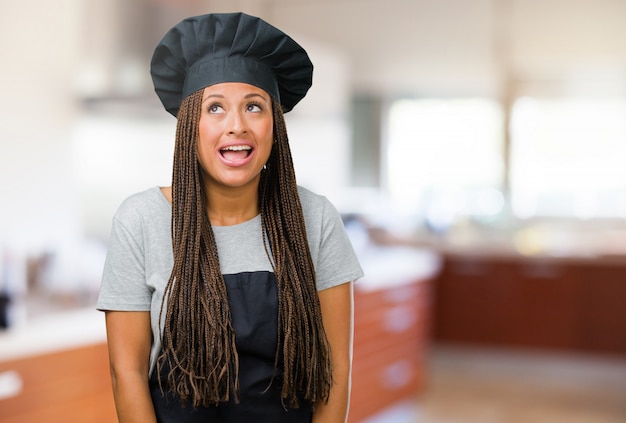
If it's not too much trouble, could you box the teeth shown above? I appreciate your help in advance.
[221,145,251,151]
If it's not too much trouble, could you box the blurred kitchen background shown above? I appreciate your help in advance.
[1,0,626,422]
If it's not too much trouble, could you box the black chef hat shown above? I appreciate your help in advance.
[150,12,313,117]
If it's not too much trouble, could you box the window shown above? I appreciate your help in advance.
[385,98,504,231]
[510,97,626,219]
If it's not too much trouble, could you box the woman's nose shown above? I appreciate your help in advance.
[227,110,248,135]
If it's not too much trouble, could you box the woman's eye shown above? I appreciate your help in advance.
[208,104,224,114]
[247,103,262,112]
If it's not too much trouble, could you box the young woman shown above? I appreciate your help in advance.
[96,12,363,423]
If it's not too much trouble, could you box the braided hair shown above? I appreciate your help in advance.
[156,89,332,409]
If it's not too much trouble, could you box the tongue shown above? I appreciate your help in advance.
[221,150,249,162]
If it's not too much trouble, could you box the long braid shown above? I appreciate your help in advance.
[157,92,331,409]
[157,89,239,407]
[260,98,333,407]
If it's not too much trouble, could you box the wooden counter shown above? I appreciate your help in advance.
[0,343,115,423]
[432,253,626,355]
[0,309,115,423]
[348,278,432,422]
[347,247,440,422]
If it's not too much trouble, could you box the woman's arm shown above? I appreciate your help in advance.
[105,311,156,423]
[313,282,354,423]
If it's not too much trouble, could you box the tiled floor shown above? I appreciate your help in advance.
[363,344,626,423]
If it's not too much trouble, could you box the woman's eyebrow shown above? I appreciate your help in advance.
[244,93,269,101]
[202,93,224,103]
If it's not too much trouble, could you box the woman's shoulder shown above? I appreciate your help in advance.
[114,186,170,223]
[297,185,330,208]
[297,185,341,225]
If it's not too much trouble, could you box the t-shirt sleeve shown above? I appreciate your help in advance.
[315,198,364,291]
[96,206,152,311]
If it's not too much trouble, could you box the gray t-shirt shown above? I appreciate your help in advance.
[96,186,363,373]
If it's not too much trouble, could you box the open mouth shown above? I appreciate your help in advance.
[220,145,253,161]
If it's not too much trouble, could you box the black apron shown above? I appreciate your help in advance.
[150,271,313,422]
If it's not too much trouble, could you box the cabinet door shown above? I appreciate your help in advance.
[434,256,516,344]
[576,264,626,353]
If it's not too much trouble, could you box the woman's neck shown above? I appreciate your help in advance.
[204,183,260,226]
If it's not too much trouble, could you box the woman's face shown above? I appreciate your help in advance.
[197,82,274,191]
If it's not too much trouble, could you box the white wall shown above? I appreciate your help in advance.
[0,0,83,252]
